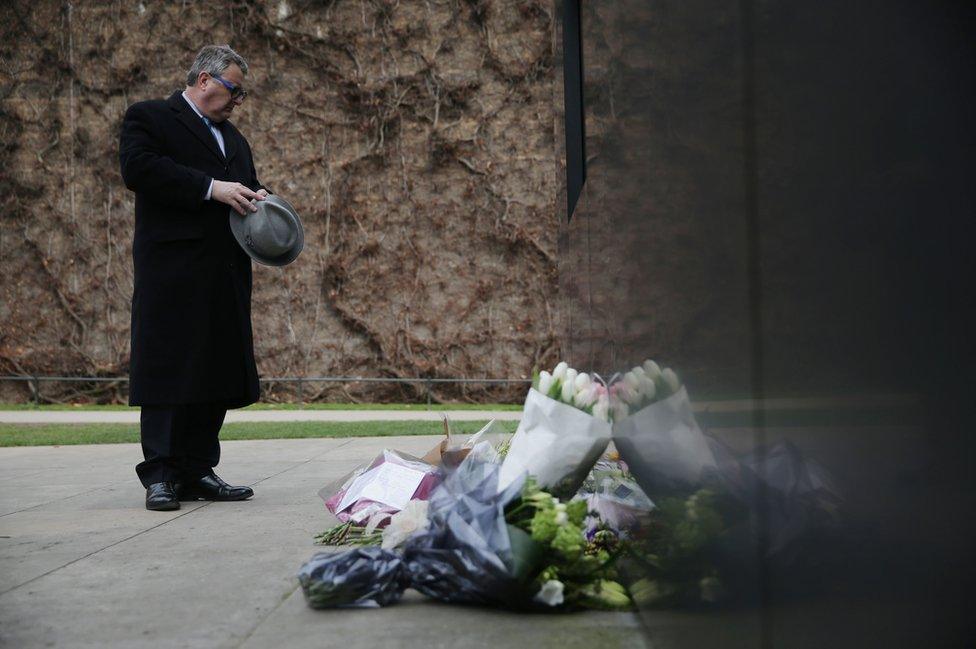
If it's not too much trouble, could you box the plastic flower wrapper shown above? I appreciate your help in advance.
[612,383,717,494]
[381,499,430,549]
[422,418,510,468]
[738,439,844,565]
[298,547,406,609]
[401,457,545,609]
[498,380,612,498]
[577,466,655,540]
[319,449,440,527]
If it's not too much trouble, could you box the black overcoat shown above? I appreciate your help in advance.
[119,90,267,407]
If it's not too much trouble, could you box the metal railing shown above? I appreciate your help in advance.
[0,375,532,406]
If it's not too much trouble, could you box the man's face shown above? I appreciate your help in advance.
[200,63,245,122]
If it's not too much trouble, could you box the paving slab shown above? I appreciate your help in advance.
[0,437,649,649]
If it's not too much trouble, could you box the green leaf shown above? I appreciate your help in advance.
[507,523,545,583]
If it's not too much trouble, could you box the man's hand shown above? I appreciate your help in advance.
[212,180,265,215]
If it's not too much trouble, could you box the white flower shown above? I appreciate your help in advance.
[662,368,681,394]
[381,500,430,549]
[623,371,641,392]
[574,372,592,392]
[639,375,657,400]
[611,398,631,422]
[537,370,553,396]
[591,396,610,422]
[615,382,641,406]
[553,503,569,526]
[552,361,569,382]
[573,383,599,409]
[561,368,578,402]
[642,359,662,380]
[533,579,565,607]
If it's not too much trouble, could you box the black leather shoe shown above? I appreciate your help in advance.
[146,482,180,511]
[176,473,254,501]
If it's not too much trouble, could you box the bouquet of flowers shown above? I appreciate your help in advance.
[608,359,683,420]
[315,420,510,547]
[300,456,635,611]
[321,449,440,528]
[627,488,731,607]
[610,359,718,490]
[498,361,614,497]
[534,361,612,422]
[302,359,843,613]
[576,458,655,540]
[505,477,633,609]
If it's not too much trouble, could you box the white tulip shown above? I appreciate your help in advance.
[574,372,592,392]
[639,375,657,400]
[537,370,553,396]
[631,366,646,378]
[552,361,569,381]
[623,371,641,391]
[662,368,681,394]
[534,579,565,607]
[642,359,662,380]
[617,382,641,406]
[574,383,599,409]
[561,368,578,402]
[591,397,610,422]
[611,398,631,422]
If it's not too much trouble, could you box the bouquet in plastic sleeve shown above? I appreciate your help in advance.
[626,488,732,607]
[301,456,635,611]
[401,456,540,608]
[739,439,844,565]
[498,361,613,497]
[611,361,717,493]
[320,449,439,527]
[506,475,634,610]
[609,360,844,606]
[403,457,633,610]
[576,459,655,540]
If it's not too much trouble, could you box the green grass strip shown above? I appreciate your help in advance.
[0,402,523,412]
[0,420,519,447]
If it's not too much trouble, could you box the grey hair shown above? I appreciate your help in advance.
[185,44,248,86]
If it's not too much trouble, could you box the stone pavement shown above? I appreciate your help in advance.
[0,436,648,649]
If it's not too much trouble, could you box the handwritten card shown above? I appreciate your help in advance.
[336,462,427,513]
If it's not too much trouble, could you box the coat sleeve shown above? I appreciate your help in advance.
[119,102,212,211]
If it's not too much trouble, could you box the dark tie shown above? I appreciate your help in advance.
[200,115,222,153]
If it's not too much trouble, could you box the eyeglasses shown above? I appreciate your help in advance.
[210,73,248,101]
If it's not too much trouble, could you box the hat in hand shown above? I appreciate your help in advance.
[228,194,304,266]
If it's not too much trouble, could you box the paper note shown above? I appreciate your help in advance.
[336,462,427,513]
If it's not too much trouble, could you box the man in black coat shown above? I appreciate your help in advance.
[119,44,267,511]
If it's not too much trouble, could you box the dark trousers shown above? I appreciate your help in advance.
[136,403,227,487]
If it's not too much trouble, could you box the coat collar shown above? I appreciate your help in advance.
[166,90,239,165]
